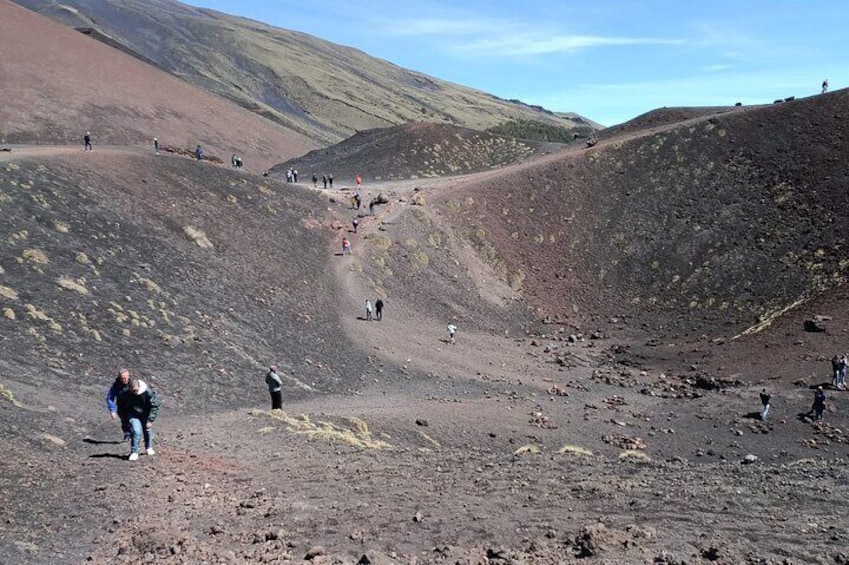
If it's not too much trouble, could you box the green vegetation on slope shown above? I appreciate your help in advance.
[487,119,596,143]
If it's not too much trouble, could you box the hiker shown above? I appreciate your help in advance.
[352,217,359,233]
[266,365,283,410]
[759,389,771,421]
[117,378,161,461]
[195,145,204,161]
[839,355,848,389]
[342,236,351,255]
[312,173,318,187]
[365,299,373,321]
[822,79,829,94]
[375,298,384,321]
[153,137,159,155]
[293,169,299,183]
[832,355,844,388]
[447,323,457,345]
[811,386,827,421]
[84,131,92,151]
[234,156,242,169]
[106,368,132,441]
[355,174,362,187]
[368,198,376,216]
[329,174,333,188]
[322,174,328,189]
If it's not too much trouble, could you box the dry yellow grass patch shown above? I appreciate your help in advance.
[183,226,214,249]
[513,444,541,456]
[75,252,90,264]
[25,304,62,332]
[0,382,22,407]
[56,276,89,295]
[254,409,391,450]
[418,431,440,448]
[3,308,15,320]
[0,285,19,300]
[558,444,594,457]
[22,249,49,264]
[619,450,651,461]
[53,221,70,233]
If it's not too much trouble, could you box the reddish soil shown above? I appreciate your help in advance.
[0,0,316,171]
[2,11,849,564]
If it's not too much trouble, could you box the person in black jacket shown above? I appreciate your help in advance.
[811,387,827,422]
[375,298,384,321]
[118,378,161,461]
[759,389,771,421]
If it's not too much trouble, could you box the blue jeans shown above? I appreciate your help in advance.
[129,418,153,454]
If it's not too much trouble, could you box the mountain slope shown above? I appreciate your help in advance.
[430,89,849,338]
[11,0,597,145]
[0,0,315,171]
[271,122,566,183]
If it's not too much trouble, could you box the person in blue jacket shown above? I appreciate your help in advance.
[106,368,132,441]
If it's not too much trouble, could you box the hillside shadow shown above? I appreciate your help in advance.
[742,411,764,420]
[83,437,124,445]
[88,453,126,459]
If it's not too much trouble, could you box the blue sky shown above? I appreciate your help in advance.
[186,0,847,127]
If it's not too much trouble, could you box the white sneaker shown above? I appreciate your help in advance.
[128,452,139,461]
[146,448,155,456]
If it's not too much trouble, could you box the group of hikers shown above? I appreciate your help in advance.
[105,368,161,461]
[756,354,845,423]
[363,298,384,321]
[312,173,334,188]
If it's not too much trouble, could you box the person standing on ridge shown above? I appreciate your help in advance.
[312,173,318,187]
[117,377,161,461]
[266,365,283,410]
[322,174,328,189]
[106,368,133,441]
[375,298,384,321]
[822,78,829,94]
[153,137,159,155]
[84,131,92,151]
[329,174,334,188]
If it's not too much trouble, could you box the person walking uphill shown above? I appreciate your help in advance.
[365,299,373,321]
[117,378,161,461]
[811,386,827,422]
[84,131,92,151]
[375,298,384,321]
[266,365,283,410]
[106,368,132,441]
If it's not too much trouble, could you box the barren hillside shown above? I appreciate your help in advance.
[270,122,567,183]
[0,0,315,171]
[433,89,849,340]
[10,0,598,144]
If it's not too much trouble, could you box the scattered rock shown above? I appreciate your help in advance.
[304,545,327,560]
[415,418,429,427]
[804,319,826,332]
[742,454,758,465]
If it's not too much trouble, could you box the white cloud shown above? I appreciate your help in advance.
[457,34,684,56]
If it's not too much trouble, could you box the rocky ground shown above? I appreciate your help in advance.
[0,142,849,564]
